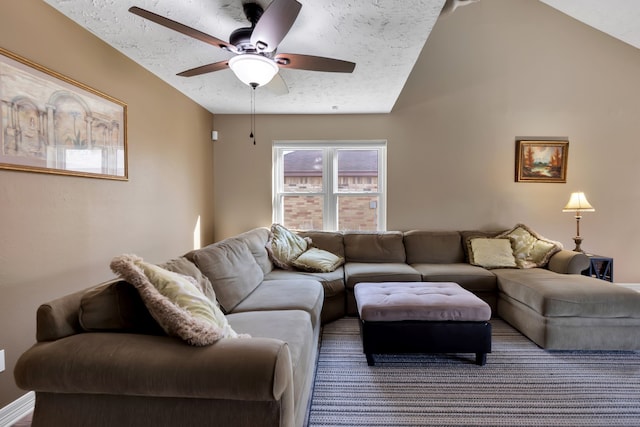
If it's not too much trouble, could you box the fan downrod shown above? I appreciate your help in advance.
[229,3,264,52]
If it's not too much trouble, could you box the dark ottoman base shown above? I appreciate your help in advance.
[354,282,492,366]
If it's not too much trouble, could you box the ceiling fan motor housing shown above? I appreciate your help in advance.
[230,3,265,52]
[229,27,255,52]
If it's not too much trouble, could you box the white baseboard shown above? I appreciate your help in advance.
[0,391,34,427]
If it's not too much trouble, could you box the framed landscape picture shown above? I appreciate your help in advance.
[515,139,568,183]
[0,47,127,180]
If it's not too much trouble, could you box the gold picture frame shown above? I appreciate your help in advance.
[0,46,127,180]
[515,139,568,183]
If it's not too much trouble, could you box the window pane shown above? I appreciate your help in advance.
[337,149,378,193]
[337,195,379,231]
[283,195,323,230]
[283,150,323,193]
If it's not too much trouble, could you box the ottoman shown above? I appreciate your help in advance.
[354,282,492,366]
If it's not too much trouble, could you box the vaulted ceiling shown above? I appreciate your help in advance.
[43,0,640,115]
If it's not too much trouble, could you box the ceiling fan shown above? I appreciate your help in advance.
[129,0,356,88]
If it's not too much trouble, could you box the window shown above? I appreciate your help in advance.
[273,141,386,231]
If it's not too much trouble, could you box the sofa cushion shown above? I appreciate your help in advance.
[264,267,344,292]
[110,255,247,345]
[411,263,497,292]
[344,262,421,290]
[78,280,162,334]
[231,227,273,275]
[227,309,316,427]
[494,268,640,318]
[498,224,562,268]
[187,239,264,313]
[292,247,345,273]
[263,268,345,302]
[231,279,324,329]
[468,237,518,269]
[343,232,406,263]
[266,223,309,269]
[403,231,464,264]
[297,230,345,258]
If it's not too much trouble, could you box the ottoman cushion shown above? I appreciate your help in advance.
[354,282,491,322]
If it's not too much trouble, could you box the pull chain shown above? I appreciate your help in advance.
[250,83,257,145]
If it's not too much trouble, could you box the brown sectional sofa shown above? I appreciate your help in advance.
[15,227,640,427]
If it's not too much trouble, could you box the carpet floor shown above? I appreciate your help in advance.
[308,318,640,427]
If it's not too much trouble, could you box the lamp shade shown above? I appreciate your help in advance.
[562,192,595,212]
[228,54,279,87]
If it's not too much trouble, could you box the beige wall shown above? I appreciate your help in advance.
[0,1,214,405]
[213,0,640,280]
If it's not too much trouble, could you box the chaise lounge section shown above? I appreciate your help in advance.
[495,268,640,349]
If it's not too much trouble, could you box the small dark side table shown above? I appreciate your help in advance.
[581,254,613,282]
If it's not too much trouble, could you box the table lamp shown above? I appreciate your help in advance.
[562,192,595,253]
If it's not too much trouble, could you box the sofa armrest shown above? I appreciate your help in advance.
[547,250,589,274]
[15,333,291,402]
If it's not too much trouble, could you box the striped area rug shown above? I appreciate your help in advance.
[308,318,640,427]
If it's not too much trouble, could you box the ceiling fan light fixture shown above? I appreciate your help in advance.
[228,54,279,87]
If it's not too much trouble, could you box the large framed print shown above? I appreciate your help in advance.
[515,139,568,183]
[0,46,127,180]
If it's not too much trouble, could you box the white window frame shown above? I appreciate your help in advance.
[272,140,387,231]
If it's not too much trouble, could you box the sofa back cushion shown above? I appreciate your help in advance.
[231,227,273,275]
[297,230,345,258]
[187,239,264,313]
[79,280,162,334]
[403,231,464,264]
[343,232,406,263]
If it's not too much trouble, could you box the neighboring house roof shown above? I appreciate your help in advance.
[284,150,378,177]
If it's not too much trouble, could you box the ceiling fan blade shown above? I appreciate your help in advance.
[129,6,236,52]
[274,54,356,73]
[250,0,302,53]
[176,60,230,77]
[264,73,289,96]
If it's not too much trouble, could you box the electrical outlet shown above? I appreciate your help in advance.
[0,349,4,373]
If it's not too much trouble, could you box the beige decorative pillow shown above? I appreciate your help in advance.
[292,247,345,273]
[110,254,249,346]
[461,230,501,262]
[266,223,309,269]
[468,237,517,269]
[159,256,217,303]
[498,224,562,268]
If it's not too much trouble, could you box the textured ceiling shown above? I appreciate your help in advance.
[539,0,640,51]
[43,0,445,114]
[43,0,640,115]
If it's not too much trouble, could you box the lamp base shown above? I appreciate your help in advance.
[572,236,585,253]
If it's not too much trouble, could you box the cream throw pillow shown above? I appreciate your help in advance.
[498,224,562,268]
[292,247,345,273]
[468,237,517,269]
[110,254,249,346]
[266,223,309,269]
